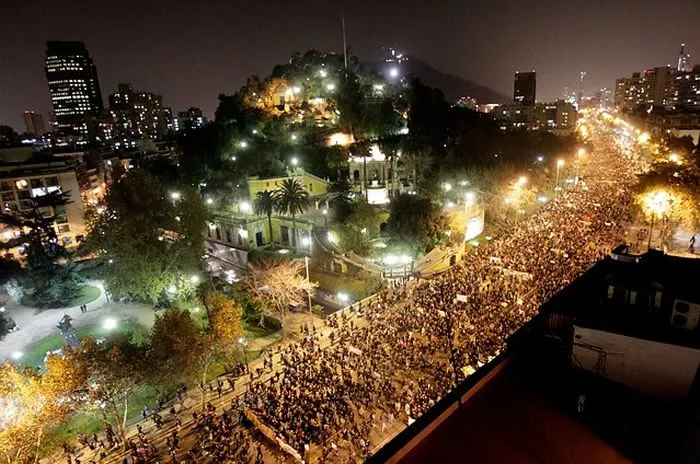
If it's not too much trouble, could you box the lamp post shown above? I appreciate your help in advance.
[555,159,565,194]
[238,336,249,372]
[305,256,313,319]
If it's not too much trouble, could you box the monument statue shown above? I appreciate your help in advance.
[57,314,79,348]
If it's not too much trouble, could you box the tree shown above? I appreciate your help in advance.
[0,356,86,464]
[387,194,450,251]
[399,139,433,188]
[77,336,146,445]
[337,201,382,255]
[274,179,310,249]
[87,170,209,302]
[245,260,317,335]
[254,190,276,244]
[204,291,244,369]
[149,307,200,391]
[0,190,83,308]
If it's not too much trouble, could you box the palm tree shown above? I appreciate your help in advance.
[400,138,433,188]
[254,190,276,245]
[274,179,310,248]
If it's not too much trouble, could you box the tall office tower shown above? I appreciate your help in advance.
[678,43,691,72]
[514,71,537,106]
[45,41,104,138]
[23,111,46,135]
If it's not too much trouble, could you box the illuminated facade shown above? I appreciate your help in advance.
[348,144,401,205]
[108,83,169,140]
[44,41,103,138]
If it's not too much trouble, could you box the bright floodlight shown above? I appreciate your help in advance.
[447,201,455,208]
[669,153,681,164]
[293,86,301,94]
[239,201,251,213]
[326,83,335,91]
[291,134,298,141]
[239,141,248,148]
[557,159,565,167]
[322,208,328,215]
[465,191,476,206]
[291,157,299,166]
[190,275,200,284]
[337,293,349,303]
[252,129,258,135]
[319,69,328,78]
[170,192,181,200]
[231,156,237,161]
[206,198,214,205]
[389,67,399,78]
[578,148,586,156]
[537,156,544,162]
[301,237,311,247]
[103,318,117,331]
[167,284,177,295]
[517,176,528,186]
[443,183,452,192]
[11,351,23,360]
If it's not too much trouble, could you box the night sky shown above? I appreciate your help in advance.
[2,0,700,131]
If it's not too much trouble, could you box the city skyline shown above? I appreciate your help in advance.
[2,0,700,131]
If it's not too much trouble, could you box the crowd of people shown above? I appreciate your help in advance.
[235,122,641,461]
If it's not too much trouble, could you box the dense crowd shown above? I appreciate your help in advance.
[236,126,640,461]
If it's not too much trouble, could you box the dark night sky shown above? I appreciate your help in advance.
[2,0,700,131]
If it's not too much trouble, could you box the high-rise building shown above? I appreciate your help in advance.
[44,41,103,139]
[614,67,672,110]
[172,107,205,132]
[678,43,691,73]
[665,65,700,111]
[578,71,587,106]
[23,111,46,135]
[108,82,169,140]
[513,71,536,106]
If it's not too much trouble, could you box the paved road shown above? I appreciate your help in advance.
[0,280,155,362]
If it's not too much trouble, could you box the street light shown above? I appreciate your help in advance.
[170,192,181,200]
[239,201,251,213]
[322,208,328,228]
[238,337,249,372]
[443,183,452,192]
[555,159,565,193]
[517,176,528,187]
[291,157,299,166]
[239,141,248,149]
[190,275,200,284]
[103,318,117,331]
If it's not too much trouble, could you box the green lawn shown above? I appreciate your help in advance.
[20,320,149,370]
[22,285,101,309]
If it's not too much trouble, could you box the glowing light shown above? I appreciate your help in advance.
[206,198,214,205]
[103,318,117,331]
[644,190,671,216]
[192,307,201,313]
[577,148,586,157]
[322,208,328,215]
[327,231,337,244]
[389,67,399,78]
[537,195,549,203]
[337,292,349,303]
[638,132,650,144]
[443,183,452,192]
[326,83,336,91]
[231,156,237,161]
[291,134,298,141]
[293,86,301,94]
[517,176,528,186]
[668,153,682,164]
[557,159,565,168]
[170,192,181,200]
[447,201,455,208]
[290,157,298,166]
[252,129,258,135]
[319,69,328,78]
[239,201,251,213]
[190,275,200,284]
[239,141,248,148]
[167,285,177,295]
[465,191,476,206]
[301,237,311,247]
[11,351,23,360]
[537,156,544,162]
[278,249,290,254]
